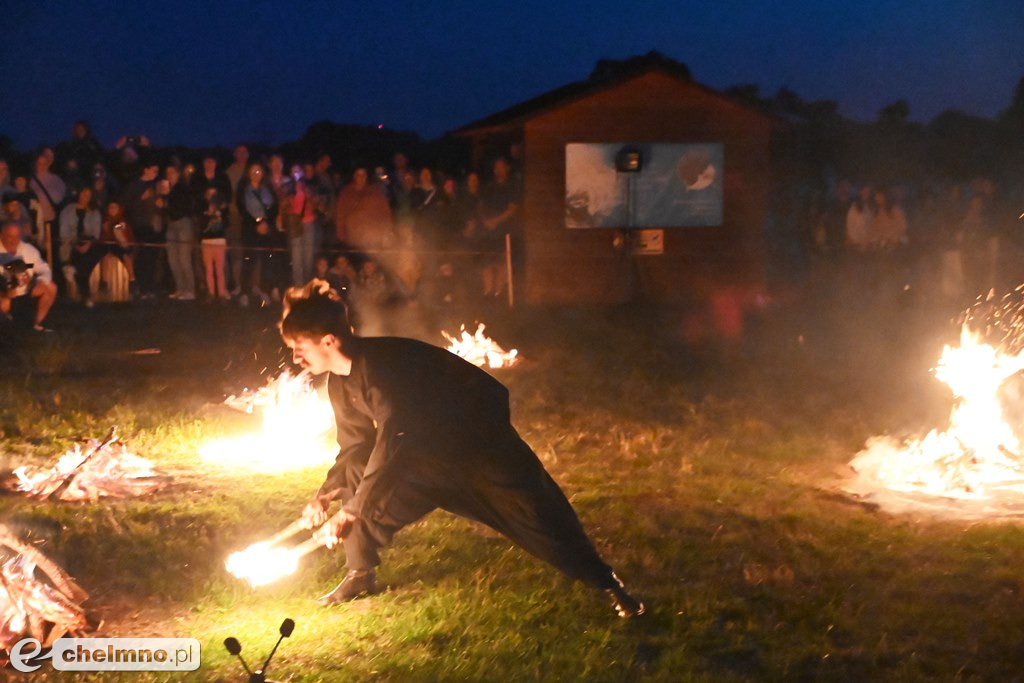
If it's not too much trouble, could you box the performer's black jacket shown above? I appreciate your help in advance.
[319,336,517,522]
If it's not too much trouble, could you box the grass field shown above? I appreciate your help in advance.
[2,289,1023,681]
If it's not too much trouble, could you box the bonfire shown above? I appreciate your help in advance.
[13,430,171,502]
[201,369,337,473]
[0,526,90,654]
[848,291,1024,516]
[442,323,519,369]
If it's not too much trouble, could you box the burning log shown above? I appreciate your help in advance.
[13,431,172,502]
[442,323,519,369]
[0,526,90,655]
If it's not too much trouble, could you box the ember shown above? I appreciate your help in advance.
[13,432,171,502]
[847,315,1024,516]
[442,323,519,369]
[201,369,336,472]
[0,527,90,654]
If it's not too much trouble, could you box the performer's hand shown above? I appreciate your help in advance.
[299,497,329,529]
[314,510,357,549]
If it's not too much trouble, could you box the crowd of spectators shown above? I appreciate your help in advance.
[765,175,1024,308]
[0,120,522,331]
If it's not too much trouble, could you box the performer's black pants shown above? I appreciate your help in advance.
[335,428,617,590]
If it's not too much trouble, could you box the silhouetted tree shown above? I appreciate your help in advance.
[878,100,910,125]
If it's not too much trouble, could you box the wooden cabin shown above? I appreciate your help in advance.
[453,53,780,306]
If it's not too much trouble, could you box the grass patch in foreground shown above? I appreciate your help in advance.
[3,300,1024,680]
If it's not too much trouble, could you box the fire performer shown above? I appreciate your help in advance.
[281,282,645,618]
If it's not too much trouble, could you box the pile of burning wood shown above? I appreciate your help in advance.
[847,312,1024,517]
[0,526,90,656]
[442,323,519,369]
[11,428,172,502]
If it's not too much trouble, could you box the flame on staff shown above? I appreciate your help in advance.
[225,542,301,588]
[200,370,337,473]
[849,324,1024,506]
[442,323,519,369]
[13,439,170,501]
[225,522,324,587]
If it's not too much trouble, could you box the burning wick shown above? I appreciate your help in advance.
[225,522,324,587]
[225,542,308,588]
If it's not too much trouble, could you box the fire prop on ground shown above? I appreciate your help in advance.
[0,526,90,656]
[12,430,171,502]
[848,290,1024,517]
[442,323,519,369]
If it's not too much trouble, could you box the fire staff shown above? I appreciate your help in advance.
[281,282,644,618]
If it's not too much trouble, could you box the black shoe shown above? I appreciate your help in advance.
[317,569,380,605]
[606,573,645,619]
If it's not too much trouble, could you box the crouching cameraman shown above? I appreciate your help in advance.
[0,220,57,331]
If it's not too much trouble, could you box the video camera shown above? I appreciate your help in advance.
[0,258,33,296]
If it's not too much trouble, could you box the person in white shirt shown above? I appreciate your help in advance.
[0,220,57,331]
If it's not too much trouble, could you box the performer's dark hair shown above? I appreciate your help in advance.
[279,279,354,346]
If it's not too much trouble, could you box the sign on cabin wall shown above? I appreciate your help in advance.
[631,229,664,255]
[565,143,723,229]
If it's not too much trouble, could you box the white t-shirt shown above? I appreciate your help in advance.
[0,239,53,292]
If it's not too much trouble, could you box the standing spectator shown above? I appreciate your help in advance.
[58,119,104,175]
[312,154,335,253]
[387,152,410,202]
[90,163,115,208]
[390,170,417,233]
[0,159,14,197]
[961,183,997,295]
[265,155,294,295]
[934,184,966,301]
[845,184,874,252]
[121,159,164,299]
[58,186,103,306]
[288,165,318,286]
[198,187,230,301]
[239,163,277,306]
[29,149,67,264]
[193,153,232,203]
[163,165,197,300]
[335,167,393,255]
[99,200,137,293]
[871,189,907,250]
[0,220,57,331]
[225,145,249,297]
[478,159,520,300]
[1,193,34,244]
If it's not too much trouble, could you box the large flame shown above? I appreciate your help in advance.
[849,325,1024,507]
[224,542,301,587]
[200,370,337,472]
[442,324,519,369]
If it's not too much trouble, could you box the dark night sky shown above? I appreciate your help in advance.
[4,1,1023,150]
